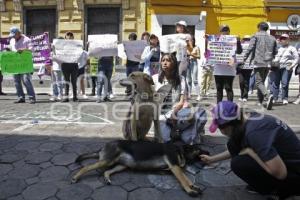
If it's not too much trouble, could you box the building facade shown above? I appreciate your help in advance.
[0,0,146,42]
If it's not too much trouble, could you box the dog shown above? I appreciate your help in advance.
[119,72,162,142]
[72,140,209,197]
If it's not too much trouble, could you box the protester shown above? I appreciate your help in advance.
[77,50,88,99]
[200,101,300,200]
[243,22,277,109]
[186,36,200,99]
[152,52,207,144]
[0,70,5,95]
[96,56,114,103]
[61,32,79,102]
[293,42,300,104]
[270,34,299,105]
[141,34,160,76]
[125,33,140,95]
[9,27,36,104]
[213,25,242,103]
[237,35,253,102]
[175,20,192,77]
[139,32,150,72]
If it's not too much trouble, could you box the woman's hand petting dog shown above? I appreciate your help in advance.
[199,154,214,164]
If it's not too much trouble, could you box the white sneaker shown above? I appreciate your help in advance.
[196,96,203,101]
[109,94,115,99]
[57,96,62,101]
[238,98,243,102]
[242,98,247,102]
[49,97,56,102]
[282,100,288,105]
[293,98,300,105]
[82,95,88,99]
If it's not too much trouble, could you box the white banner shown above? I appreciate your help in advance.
[53,39,83,63]
[123,40,148,62]
[117,43,127,60]
[236,42,253,69]
[159,34,189,61]
[207,35,237,65]
[88,34,118,58]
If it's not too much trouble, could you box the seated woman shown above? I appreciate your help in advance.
[200,101,300,200]
[152,52,207,144]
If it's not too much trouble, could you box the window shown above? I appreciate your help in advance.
[162,25,195,36]
[25,9,57,42]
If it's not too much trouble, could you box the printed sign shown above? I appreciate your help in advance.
[0,51,34,74]
[236,42,253,69]
[53,39,83,63]
[30,33,51,69]
[88,34,118,58]
[123,40,148,62]
[0,38,10,51]
[206,35,237,65]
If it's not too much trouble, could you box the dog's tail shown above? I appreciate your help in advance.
[75,152,99,163]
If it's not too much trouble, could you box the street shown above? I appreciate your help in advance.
[0,80,300,200]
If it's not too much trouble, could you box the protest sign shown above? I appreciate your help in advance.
[206,35,237,65]
[236,43,253,69]
[88,34,118,58]
[123,40,147,62]
[0,38,10,51]
[117,43,127,59]
[30,33,51,69]
[89,57,98,76]
[0,51,33,74]
[53,39,83,63]
[160,34,188,61]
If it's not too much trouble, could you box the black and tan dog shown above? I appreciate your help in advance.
[72,140,209,197]
[119,72,163,142]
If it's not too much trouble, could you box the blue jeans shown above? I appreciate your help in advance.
[249,72,255,91]
[97,68,113,98]
[13,73,36,100]
[270,68,293,100]
[187,59,199,95]
[51,70,63,97]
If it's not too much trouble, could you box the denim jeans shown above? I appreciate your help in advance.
[186,59,199,95]
[13,73,36,100]
[249,73,256,91]
[269,68,293,100]
[97,68,113,98]
[51,70,63,97]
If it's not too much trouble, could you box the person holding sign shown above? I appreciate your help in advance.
[141,34,160,76]
[212,25,242,103]
[61,32,79,102]
[9,27,36,104]
[243,22,277,110]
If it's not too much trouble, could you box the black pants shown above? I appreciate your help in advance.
[91,76,97,95]
[231,155,300,199]
[239,69,252,99]
[0,71,3,93]
[61,63,78,98]
[214,75,234,103]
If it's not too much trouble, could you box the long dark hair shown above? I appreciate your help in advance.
[158,52,181,90]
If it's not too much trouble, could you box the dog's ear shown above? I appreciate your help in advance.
[171,51,177,58]
[143,74,154,85]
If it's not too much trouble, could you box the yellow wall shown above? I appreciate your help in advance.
[147,0,300,36]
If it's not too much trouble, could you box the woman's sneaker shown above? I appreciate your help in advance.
[282,100,288,105]
[293,97,300,105]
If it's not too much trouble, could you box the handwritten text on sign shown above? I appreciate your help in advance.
[53,39,83,63]
[0,51,34,74]
[123,40,148,62]
[88,34,118,58]
[207,35,237,65]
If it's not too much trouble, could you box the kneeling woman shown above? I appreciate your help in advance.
[152,52,206,144]
[200,101,300,200]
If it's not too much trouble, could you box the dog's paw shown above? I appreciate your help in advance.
[187,189,201,197]
[104,177,112,185]
[71,178,78,184]
[191,185,203,194]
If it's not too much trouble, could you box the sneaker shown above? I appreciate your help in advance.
[57,96,62,101]
[29,99,36,104]
[238,98,243,102]
[257,102,263,106]
[109,94,115,99]
[282,100,288,105]
[103,97,112,102]
[293,97,300,105]
[242,98,247,102]
[96,98,102,103]
[266,95,274,110]
[81,95,88,99]
[49,97,57,102]
[196,96,203,101]
[248,90,253,95]
[14,98,25,104]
